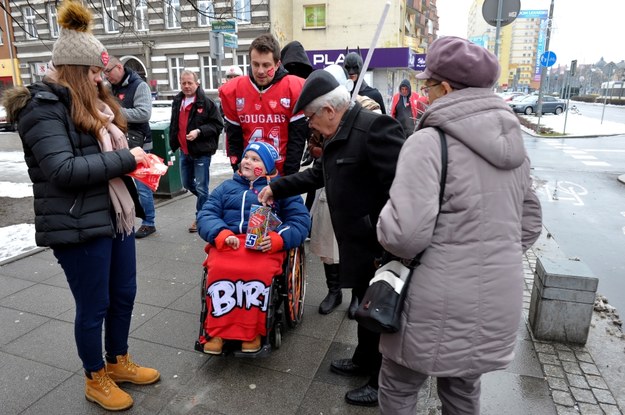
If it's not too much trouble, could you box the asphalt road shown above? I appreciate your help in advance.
[525,132,625,314]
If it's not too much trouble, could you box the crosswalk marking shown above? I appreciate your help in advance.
[544,141,611,167]
[582,161,611,166]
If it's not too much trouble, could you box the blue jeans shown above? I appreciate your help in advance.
[180,152,211,213]
[52,230,137,373]
[135,179,155,227]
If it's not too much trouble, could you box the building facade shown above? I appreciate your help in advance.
[270,0,438,108]
[7,0,436,104]
[8,0,271,98]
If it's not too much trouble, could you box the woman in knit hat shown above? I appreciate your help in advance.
[196,142,310,355]
[2,0,159,411]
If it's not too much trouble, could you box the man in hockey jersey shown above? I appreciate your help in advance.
[219,34,309,176]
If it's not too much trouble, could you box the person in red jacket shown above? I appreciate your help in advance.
[390,79,427,137]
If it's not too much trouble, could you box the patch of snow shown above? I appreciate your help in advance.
[0,181,33,198]
[0,224,37,262]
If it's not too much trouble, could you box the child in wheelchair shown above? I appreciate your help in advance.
[197,142,310,355]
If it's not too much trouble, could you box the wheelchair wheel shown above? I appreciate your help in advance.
[272,323,282,349]
[285,246,306,328]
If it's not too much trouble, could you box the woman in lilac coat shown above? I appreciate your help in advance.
[376,37,543,414]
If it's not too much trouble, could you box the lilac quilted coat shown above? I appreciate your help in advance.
[376,87,542,377]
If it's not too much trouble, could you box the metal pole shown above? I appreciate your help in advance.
[493,0,503,58]
[536,0,555,130]
[563,72,571,135]
[601,68,611,124]
[351,1,391,102]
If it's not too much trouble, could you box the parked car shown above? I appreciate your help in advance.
[0,105,15,131]
[498,91,525,102]
[509,95,567,115]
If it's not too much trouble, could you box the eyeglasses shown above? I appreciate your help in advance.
[103,65,117,75]
[421,82,441,94]
[304,107,323,123]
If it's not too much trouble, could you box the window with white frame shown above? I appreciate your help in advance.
[198,0,214,27]
[165,0,181,29]
[134,0,149,31]
[23,7,38,39]
[102,0,119,33]
[233,0,251,24]
[303,4,326,29]
[169,56,185,90]
[201,55,218,89]
[237,54,248,76]
[47,3,60,38]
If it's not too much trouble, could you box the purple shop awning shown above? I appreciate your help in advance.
[306,47,426,71]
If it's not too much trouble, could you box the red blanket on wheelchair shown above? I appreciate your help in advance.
[202,235,286,342]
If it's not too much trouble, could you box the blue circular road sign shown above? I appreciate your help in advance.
[540,51,557,67]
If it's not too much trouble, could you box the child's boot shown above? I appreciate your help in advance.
[85,367,133,411]
[106,353,160,385]
[203,336,224,355]
[241,335,262,353]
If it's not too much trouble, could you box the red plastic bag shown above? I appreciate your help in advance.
[128,153,169,192]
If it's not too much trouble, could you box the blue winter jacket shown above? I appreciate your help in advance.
[197,173,310,250]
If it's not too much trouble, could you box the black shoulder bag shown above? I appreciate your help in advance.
[355,128,448,333]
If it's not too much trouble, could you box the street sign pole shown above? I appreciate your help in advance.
[536,0,555,129]
[211,20,237,85]
[209,31,224,86]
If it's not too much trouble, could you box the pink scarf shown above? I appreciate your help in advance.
[97,102,136,236]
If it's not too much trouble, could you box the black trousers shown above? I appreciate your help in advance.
[350,285,382,388]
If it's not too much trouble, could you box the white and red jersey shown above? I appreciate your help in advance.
[219,74,305,175]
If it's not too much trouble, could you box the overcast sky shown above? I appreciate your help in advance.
[437,0,623,66]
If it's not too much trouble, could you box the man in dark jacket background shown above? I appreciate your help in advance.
[105,57,156,238]
[258,70,405,407]
[169,70,223,232]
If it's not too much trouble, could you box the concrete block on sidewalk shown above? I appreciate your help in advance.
[529,257,598,345]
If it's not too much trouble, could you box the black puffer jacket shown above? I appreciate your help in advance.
[169,87,223,157]
[3,81,141,247]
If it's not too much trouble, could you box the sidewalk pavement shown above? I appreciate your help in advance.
[2,192,624,415]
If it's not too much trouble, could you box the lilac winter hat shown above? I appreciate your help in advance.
[244,142,279,174]
[416,36,500,89]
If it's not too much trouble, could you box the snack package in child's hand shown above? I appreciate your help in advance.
[128,153,169,192]
[245,204,281,250]
[267,211,282,231]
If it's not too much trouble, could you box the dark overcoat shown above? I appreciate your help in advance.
[270,102,405,288]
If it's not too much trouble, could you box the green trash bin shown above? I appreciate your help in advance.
[150,120,185,198]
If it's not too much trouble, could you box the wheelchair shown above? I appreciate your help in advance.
[194,244,306,357]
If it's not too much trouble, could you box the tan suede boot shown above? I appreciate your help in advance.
[106,353,160,385]
[203,336,224,355]
[241,335,262,353]
[85,367,133,411]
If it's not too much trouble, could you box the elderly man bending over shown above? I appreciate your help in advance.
[258,70,405,407]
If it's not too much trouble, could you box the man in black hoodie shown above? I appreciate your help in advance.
[219,34,309,176]
[280,41,313,80]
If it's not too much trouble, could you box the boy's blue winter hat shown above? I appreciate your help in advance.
[244,141,279,173]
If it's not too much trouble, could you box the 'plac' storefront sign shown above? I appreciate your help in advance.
[306,48,426,71]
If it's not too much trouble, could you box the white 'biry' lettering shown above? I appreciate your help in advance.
[207,279,271,317]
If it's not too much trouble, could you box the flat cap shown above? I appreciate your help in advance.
[416,36,500,89]
[293,70,340,114]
